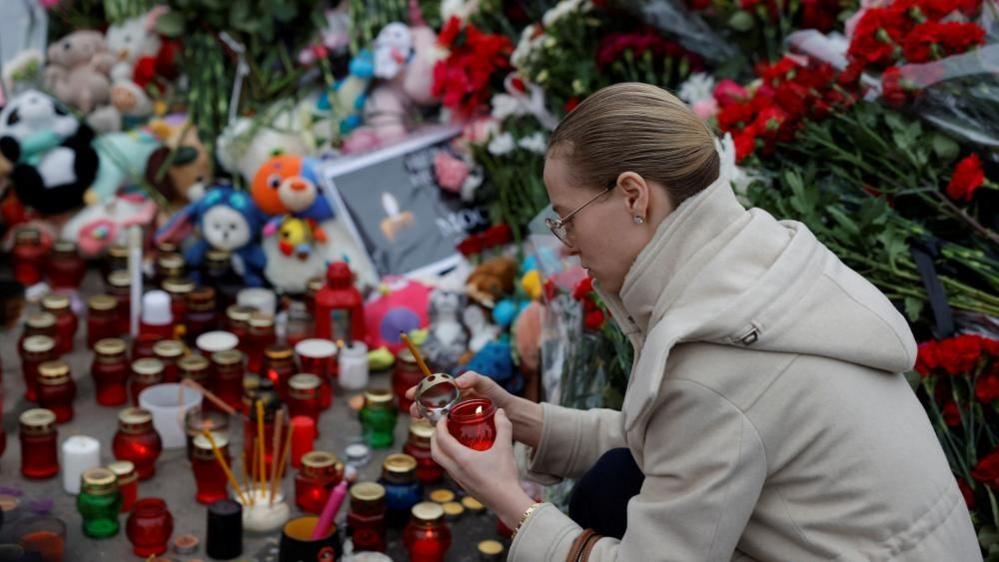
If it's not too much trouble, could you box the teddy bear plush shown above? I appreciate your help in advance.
[251,154,333,220]
[44,30,115,114]
[145,118,212,205]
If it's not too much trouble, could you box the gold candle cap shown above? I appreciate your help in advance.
[350,482,386,503]
[162,277,195,294]
[41,294,70,311]
[118,407,154,433]
[187,286,216,308]
[88,295,117,311]
[408,420,434,447]
[157,252,184,269]
[265,345,294,360]
[95,338,127,356]
[249,312,274,329]
[19,408,57,434]
[156,241,178,254]
[22,335,55,354]
[108,244,129,259]
[178,354,210,371]
[193,432,229,450]
[383,454,417,474]
[15,227,40,242]
[81,467,119,496]
[206,249,231,263]
[363,389,394,407]
[132,358,164,376]
[153,340,185,358]
[38,360,70,384]
[52,240,76,254]
[397,348,417,366]
[442,501,464,520]
[429,489,454,504]
[108,270,131,287]
[288,373,321,391]
[411,501,445,523]
[301,451,340,475]
[306,277,323,292]
[211,350,243,366]
[26,312,56,329]
[461,496,485,512]
[478,540,504,556]
[107,460,137,485]
[226,305,254,323]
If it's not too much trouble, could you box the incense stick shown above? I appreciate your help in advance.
[201,430,248,505]
[239,445,252,506]
[400,333,432,378]
[268,410,285,507]
[181,378,240,417]
[275,420,294,485]
[256,400,267,496]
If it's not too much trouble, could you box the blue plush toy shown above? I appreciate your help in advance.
[316,49,375,136]
[465,337,523,395]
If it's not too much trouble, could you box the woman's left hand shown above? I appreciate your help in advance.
[432,408,535,529]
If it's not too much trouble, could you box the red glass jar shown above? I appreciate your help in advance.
[287,374,322,425]
[113,408,163,480]
[46,240,86,289]
[348,482,387,552]
[19,311,57,349]
[19,409,59,479]
[290,415,317,470]
[241,374,262,417]
[155,252,185,287]
[105,244,129,278]
[295,339,336,410]
[129,358,164,406]
[285,301,313,348]
[152,340,184,384]
[403,421,444,485]
[191,432,231,505]
[108,460,138,512]
[247,313,276,374]
[262,345,296,399]
[87,295,120,347]
[134,291,175,359]
[185,407,229,460]
[446,399,497,451]
[212,350,245,411]
[294,451,344,514]
[162,277,194,339]
[243,401,286,480]
[42,294,77,355]
[393,348,424,414]
[91,338,129,406]
[125,498,174,557]
[12,227,48,286]
[178,354,211,388]
[304,277,323,318]
[185,287,218,344]
[37,360,76,423]
[403,502,452,562]
[21,335,56,402]
[225,305,253,352]
[106,270,132,335]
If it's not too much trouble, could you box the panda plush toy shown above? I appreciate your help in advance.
[0,89,99,215]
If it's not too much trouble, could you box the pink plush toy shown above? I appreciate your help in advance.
[363,277,432,352]
[44,31,115,114]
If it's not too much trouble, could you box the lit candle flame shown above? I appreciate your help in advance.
[475,405,483,415]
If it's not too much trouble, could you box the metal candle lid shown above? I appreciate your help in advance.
[414,373,462,423]
[162,277,195,295]
[212,350,243,366]
[350,482,386,503]
[118,407,154,433]
[383,454,417,475]
[108,244,129,259]
[288,373,321,392]
[179,354,210,373]
[153,340,185,358]
[19,408,57,434]
[81,467,118,496]
[442,501,464,521]
[96,338,127,356]
[108,460,137,484]
[193,432,229,451]
[411,502,444,523]
[108,269,131,287]
[363,388,394,410]
[408,420,435,447]
[88,295,117,311]
[226,304,254,323]
[264,344,294,360]
[53,240,77,254]
[41,294,70,311]
[26,311,56,328]
[22,335,55,354]
[38,360,70,384]
[429,489,454,504]
[132,358,164,381]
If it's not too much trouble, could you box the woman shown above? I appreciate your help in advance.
[410,83,979,561]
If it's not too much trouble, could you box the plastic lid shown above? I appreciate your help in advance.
[295,339,337,359]
[411,502,444,522]
[141,290,173,325]
[88,295,117,311]
[350,482,385,502]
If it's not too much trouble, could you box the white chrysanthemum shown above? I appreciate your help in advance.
[488,132,516,155]
[491,93,526,120]
[715,132,761,202]
[542,0,590,27]
[512,26,544,69]
[441,0,481,22]
[518,132,548,154]
[678,72,716,105]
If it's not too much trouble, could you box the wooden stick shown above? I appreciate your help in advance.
[400,333,432,378]
[201,429,248,505]
[239,445,252,506]
[181,378,240,417]
[256,400,267,496]
[268,409,285,507]
[275,420,294,486]
[247,440,257,506]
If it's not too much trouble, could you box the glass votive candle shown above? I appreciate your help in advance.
[12,226,48,286]
[212,350,245,411]
[403,502,452,562]
[294,451,344,514]
[77,467,122,538]
[125,497,174,557]
[290,416,317,470]
[348,482,387,553]
[446,399,497,451]
[184,406,230,460]
[113,408,163,480]
[108,460,138,512]
[295,339,336,410]
[360,389,398,449]
[178,353,211,388]
[285,301,312,348]
[152,340,184,384]
[20,311,57,350]
[162,277,194,338]
[133,291,174,359]
[130,358,164,406]
[262,344,296,399]
[241,374,262,416]
[20,409,59,479]
[106,270,132,335]
[42,294,77,355]
[393,348,424,414]
[92,338,129,406]
[226,305,254,350]
[379,454,423,529]
[37,360,76,423]
[185,287,219,344]
[287,374,322,426]
[247,312,276,374]
[46,240,86,289]
[155,252,185,286]
[21,335,57,402]
[87,295,120,347]
[403,421,444,485]
[192,433,231,505]
[243,401,286,480]
[12,514,67,562]
[105,244,129,277]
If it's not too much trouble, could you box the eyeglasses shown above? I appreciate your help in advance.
[545,182,615,247]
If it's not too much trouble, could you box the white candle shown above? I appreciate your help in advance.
[338,342,369,390]
[62,435,101,494]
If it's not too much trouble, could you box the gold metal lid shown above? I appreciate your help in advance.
[108,244,129,258]
[156,241,178,254]
[397,348,417,365]
[429,489,454,504]
[179,354,210,371]
[249,312,274,329]
[118,407,154,433]
[243,374,261,391]
[443,501,464,518]
[107,460,136,477]
[153,340,185,358]
[26,312,56,329]
[350,482,386,502]
[95,338,127,356]
[301,451,338,470]
[409,420,434,446]
[226,305,254,322]
[478,540,504,555]
[212,350,243,366]
[411,502,444,523]
[383,454,417,474]
[81,467,118,496]
[364,389,394,406]
[288,373,321,391]
[206,249,231,262]
[14,227,40,242]
[162,277,195,294]
[38,360,70,382]
[19,408,56,433]
[187,286,216,306]
[461,496,485,511]
[265,345,294,360]
[193,432,228,450]
[157,252,184,269]
[22,335,55,354]
[88,295,117,311]
[41,294,70,310]
[108,270,131,287]
[132,358,164,376]
[53,240,76,254]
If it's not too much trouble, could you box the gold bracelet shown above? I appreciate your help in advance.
[511,502,543,541]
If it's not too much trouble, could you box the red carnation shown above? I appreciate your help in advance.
[946,154,985,202]
[564,97,580,113]
[438,16,463,48]
[733,128,758,162]
[713,79,749,107]
[572,276,594,301]
[456,234,483,256]
[915,340,941,376]
[972,446,999,489]
[938,334,985,375]
[584,309,605,331]
[957,478,976,509]
[880,66,911,107]
[976,369,999,404]
[942,401,962,426]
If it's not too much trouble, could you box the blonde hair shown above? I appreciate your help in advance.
[548,82,719,204]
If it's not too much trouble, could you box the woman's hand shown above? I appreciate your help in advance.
[431,408,535,529]
[406,371,544,448]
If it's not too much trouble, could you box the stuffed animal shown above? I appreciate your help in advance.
[105,11,164,82]
[0,90,99,215]
[90,129,163,203]
[61,193,157,257]
[363,277,431,351]
[466,256,518,308]
[145,118,212,204]
[44,31,115,114]
[315,49,375,137]
[105,8,179,124]
[422,289,469,373]
[216,112,314,186]
[463,304,501,353]
[251,154,333,220]
[261,215,327,293]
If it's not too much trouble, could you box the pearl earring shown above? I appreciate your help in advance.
[633,216,645,225]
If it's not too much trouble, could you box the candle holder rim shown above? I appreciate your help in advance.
[447,398,496,422]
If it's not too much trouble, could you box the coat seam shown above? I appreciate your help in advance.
[821,269,914,367]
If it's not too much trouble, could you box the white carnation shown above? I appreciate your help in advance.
[518,132,548,154]
[488,132,516,155]
[491,93,525,120]
[678,72,716,105]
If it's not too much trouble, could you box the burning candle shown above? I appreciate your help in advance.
[152,340,184,384]
[403,502,452,562]
[112,407,163,480]
[290,416,317,470]
[77,467,122,538]
[446,399,497,451]
[287,374,322,426]
[37,360,76,423]
[42,294,76,355]
[403,421,444,485]
[61,435,100,494]
[108,460,138,512]
[129,358,164,406]
[92,338,129,406]
[20,335,56,402]
[212,350,245,412]
[192,433,232,505]
[295,451,344,514]
[347,482,387,553]
[379,454,422,529]
[87,295,120,347]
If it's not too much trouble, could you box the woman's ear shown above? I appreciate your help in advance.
[616,171,650,221]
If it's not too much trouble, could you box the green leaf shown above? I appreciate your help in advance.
[154,10,185,37]
[904,297,925,322]
[728,10,755,32]
[931,133,960,162]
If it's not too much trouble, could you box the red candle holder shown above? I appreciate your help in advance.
[393,348,424,414]
[106,270,132,336]
[92,339,130,406]
[113,408,163,480]
[403,502,452,562]
[247,312,276,374]
[305,277,323,318]
[12,227,48,286]
[295,339,336,410]
[19,311,57,349]
[129,358,164,406]
[21,335,56,402]
[242,402,287,480]
[152,340,184,384]
[184,407,229,460]
[185,287,219,345]
[287,374,322,426]
[155,253,185,287]
[290,415,317,470]
[313,261,365,344]
[178,354,211,389]
[105,244,129,278]
[108,460,138,512]
[125,498,174,557]
[348,482,387,553]
[37,360,76,423]
[19,409,59,479]
[212,350,245,411]
[191,433,231,505]
[262,345,296,399]
[403,421,444,485]
[446,399,497,451]
[42,294,77,355]
[294,451,344,514]
[46,240,86,289]
[87,295,120,348]
[225,305,254,353]
[162,277,194,339]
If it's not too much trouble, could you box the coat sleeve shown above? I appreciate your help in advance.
[525,403,628,483]
[510,379,767,562]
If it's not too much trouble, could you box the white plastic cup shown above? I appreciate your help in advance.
[339,342,369,391]
[139,383,203,449]
[62,435,100,494]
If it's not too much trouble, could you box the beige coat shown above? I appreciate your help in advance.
[509,176,980,561]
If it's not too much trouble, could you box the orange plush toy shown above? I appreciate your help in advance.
[250,155,334,220]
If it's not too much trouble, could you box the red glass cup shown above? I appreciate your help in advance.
[36,361,76,423]
[86,295,120,348]
[446,399,497,451]
[294,451,343,514]
[287,374,322,426]
[295,339,336,410]
[109,460,138,512]
[13,515,66,562]
[21,335,57,402]
[113,408,163,480]
[42,295,77,355]
[47,240,86,289]
[91,339,129,406]
[290,416,317,470]
[192,433,231,505]
[212,350,245,412]
[19,409,59,479]
[125,498,174,557]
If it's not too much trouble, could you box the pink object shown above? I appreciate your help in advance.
[692,98,719,120]
[363,278,431,352]
[712,79,749,107]
[310,480,348,540]
[433,151,469,193]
